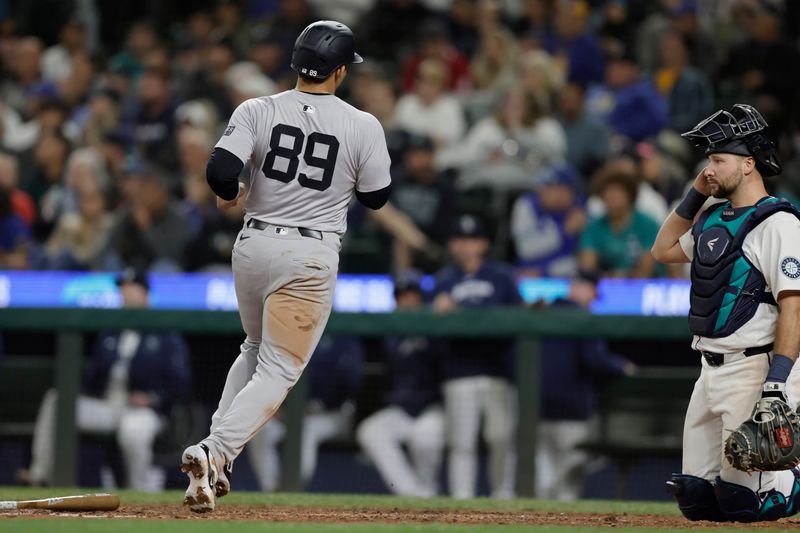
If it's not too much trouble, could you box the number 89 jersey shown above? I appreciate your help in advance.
[216,90,392,235]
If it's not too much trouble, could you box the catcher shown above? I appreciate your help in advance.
[652,104,800,522]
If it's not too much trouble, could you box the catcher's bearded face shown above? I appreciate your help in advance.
[704,153,748,199]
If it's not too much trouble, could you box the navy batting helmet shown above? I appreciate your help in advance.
[681,104,781,176]
[290,20,363,80]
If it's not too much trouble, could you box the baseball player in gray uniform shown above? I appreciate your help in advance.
[180,20,391,512]
[652,104,800,522]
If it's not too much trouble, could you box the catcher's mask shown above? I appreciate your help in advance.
[681,104,782,177]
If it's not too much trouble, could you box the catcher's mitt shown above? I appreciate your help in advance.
[724,398,800,472]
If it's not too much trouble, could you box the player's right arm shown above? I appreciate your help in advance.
[207,99,260,203]
[651,168,711,264]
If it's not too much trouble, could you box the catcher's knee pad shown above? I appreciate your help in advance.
[665,474,725,521]
[714,477,786,522]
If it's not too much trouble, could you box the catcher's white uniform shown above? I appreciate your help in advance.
[678,211,800,497]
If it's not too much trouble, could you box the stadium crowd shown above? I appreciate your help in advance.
[5,0,800,499]
[2,0,800,278]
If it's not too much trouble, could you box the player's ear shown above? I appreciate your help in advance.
[743,155,756,176]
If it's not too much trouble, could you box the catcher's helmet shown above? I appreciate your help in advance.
[290,20,363,80]
[681,104,781,176]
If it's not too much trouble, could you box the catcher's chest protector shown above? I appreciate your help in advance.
[689,197,800,338]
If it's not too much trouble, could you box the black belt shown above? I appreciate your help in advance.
[246,219,322,240]
[698,343,773,367]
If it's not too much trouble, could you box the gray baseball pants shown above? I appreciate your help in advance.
[202,222,340,469]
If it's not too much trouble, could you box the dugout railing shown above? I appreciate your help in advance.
[0,307,691,495]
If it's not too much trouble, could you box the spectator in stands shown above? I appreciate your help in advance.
[0,153,36,226]
[557,81,611,179]
[465,25,518,123]
[653,30,713,134]
[443,0,481,58]
[545,0,605,85]
[22,131,70,207]
[434,214,521,499]
[184,200,245,272]
[440,83,566,191]
[41,182,113,270]
[357,0,434,62]
[0,187,31,270]
[349,66,399,133]
[247,31,293,90]
[131,65,179,172]
[177,126,216,227]
[37,147,108,244]
[69,87,123,149]
[0,36,44,115]
[586,156,669,224]
[41,18,88,82]
[249,335,365,491]
[105,163,191,272]
[625,136,688,208]
[23,269,191,490]
[391,134,456,272]
[108,21,160,85]
[516,49,564,115]
[29,50,96,112]
[182,38,237,119]
[400,19,471,94]
[357,270,446,497]
[537,270,636,500]
[578,166,660,278]
[98,131,132,208]
[225,64,277,109]
[596,0,638,57]
[511,0,554,45]
[395,58,466,155]
[716,3,800,135]
[511,164,586,277]
[585,48,668,145]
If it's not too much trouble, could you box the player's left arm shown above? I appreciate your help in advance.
[758,214,800,401]
[774,291,800,363]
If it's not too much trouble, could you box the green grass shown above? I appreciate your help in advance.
[0,523,793,533]
[0,488,790,532]
[0,487,678,515]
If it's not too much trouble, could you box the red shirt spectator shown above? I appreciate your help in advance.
[400,21,471,94]
[0,153,36,226]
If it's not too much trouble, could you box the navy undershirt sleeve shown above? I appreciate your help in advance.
[356,184,391,210]
[206,147,244,200]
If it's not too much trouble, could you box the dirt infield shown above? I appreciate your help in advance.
[5,504,800,528]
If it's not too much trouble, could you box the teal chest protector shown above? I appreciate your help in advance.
[689,197,800,338]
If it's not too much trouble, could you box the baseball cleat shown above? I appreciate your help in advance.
[215,462,233,498]
[181,444,218,513]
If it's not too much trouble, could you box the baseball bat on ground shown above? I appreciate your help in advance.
[0,493,120,512]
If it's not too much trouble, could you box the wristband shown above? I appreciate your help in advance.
[675,188,708,220]
[766,353,794,384]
